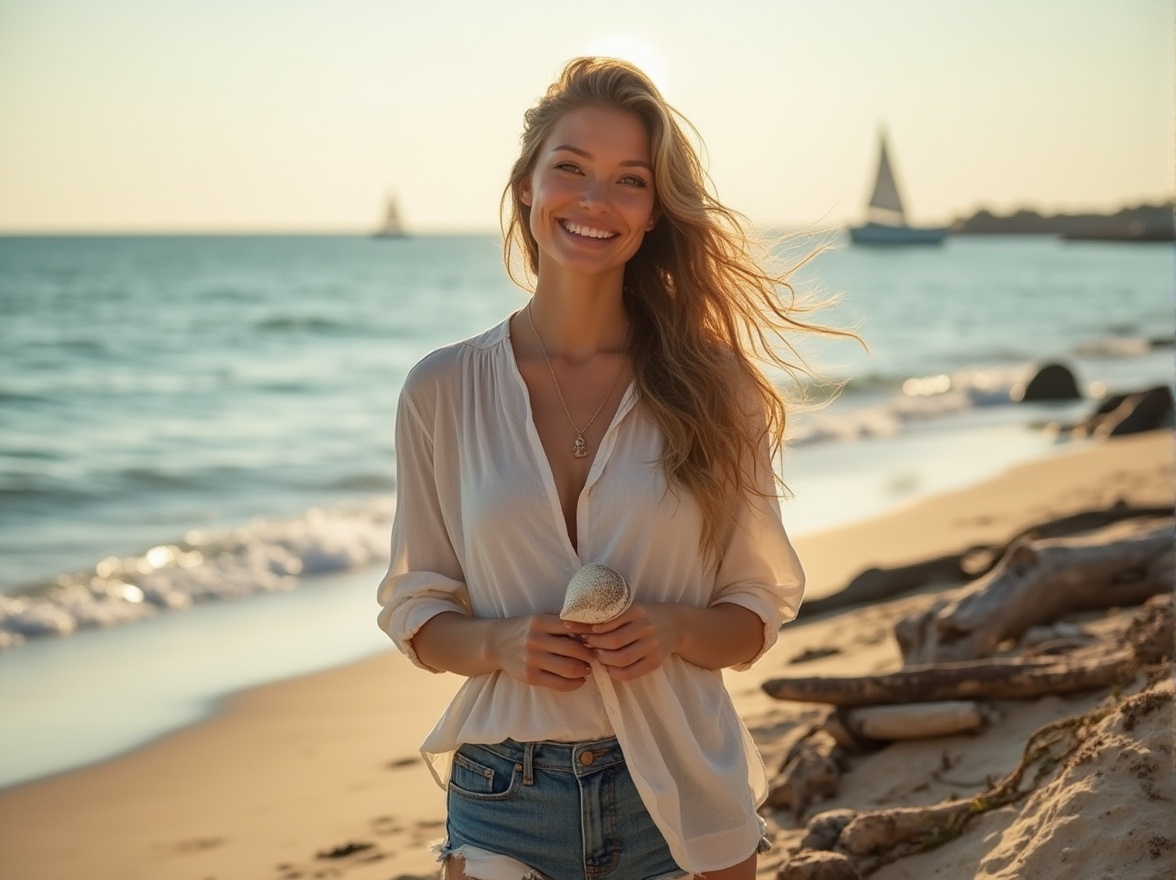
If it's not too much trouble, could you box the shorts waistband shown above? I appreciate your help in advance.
[476,737,623,779]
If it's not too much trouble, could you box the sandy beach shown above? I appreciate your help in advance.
[0,430,1171,880]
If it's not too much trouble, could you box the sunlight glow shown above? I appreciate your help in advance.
[583,35,671,95]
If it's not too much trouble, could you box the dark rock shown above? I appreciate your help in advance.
[1096,386,1175,437]
[776,850,863,880]
[1015,362,1081,402]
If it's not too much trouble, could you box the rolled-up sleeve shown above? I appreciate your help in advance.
[710,431,805,671]
[377,388,469,672]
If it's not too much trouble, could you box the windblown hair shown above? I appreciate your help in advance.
[502,57,850,562]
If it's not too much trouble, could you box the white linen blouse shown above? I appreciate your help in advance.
[377,316,805,875]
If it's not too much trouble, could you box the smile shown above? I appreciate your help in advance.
[560,219,619,240]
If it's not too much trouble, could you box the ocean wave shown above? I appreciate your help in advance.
[320,472,396,491]
[0,477,102,505]
[0,499,395,650]
[254,315,360,334]
[0,388,55,406]
[1072,336,1170,358]
[118,467,206,490]
[790,364,1034,445]
[0,446,63,461]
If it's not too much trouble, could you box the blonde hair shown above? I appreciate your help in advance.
[502,57,849,562]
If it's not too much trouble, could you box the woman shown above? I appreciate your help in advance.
[378,57,837,880]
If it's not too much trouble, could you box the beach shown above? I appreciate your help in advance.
[1,429,1170,880]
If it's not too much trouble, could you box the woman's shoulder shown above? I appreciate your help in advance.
[401,316,512,398]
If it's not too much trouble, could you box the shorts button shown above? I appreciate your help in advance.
[579,751,595,766]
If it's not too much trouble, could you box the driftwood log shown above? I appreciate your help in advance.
[764,595,1173,708]
[762,652,1133,706]
[795,674,1174,875]
[895,519,1173,664]
[776,850,863,880]
[840,701,985,740]
[798,503,1172,618]
[766,728,845,818]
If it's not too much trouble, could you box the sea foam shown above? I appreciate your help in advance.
[0,499,395,649]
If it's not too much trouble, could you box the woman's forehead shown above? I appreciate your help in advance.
[542,106,651,163]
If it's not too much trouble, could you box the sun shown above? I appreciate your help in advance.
[583,36,671,94]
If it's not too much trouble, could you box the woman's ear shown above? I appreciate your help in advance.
[645,211,659,231]
[520,180,533,207]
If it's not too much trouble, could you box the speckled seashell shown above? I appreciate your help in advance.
[559,563,632,624]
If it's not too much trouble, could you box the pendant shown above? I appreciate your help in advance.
[572,434,588,458]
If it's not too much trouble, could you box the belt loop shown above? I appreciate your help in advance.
[522,741,535,786]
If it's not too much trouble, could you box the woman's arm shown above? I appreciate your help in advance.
[568,601,764,681]
[413,610,598,692]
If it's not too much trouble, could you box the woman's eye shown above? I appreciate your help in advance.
[619,175,648,188]
[555,162,581,173]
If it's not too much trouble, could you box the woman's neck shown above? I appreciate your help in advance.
[528,271,629,363]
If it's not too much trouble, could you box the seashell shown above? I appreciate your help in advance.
[559,563,632,624]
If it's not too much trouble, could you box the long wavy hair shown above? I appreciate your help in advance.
[502,57,851,563]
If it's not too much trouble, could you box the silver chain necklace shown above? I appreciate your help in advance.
[526,301,625,459]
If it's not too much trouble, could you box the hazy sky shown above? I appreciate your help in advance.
[1,0,1171,233]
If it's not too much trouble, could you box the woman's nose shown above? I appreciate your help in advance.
[578,177,610,211]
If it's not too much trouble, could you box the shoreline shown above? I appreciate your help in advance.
[0,431,1171,879]
[0,415,1079,791]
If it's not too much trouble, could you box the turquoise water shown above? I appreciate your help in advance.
[0,232,1171,787]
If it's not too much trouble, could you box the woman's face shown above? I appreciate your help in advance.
[521,105,658,281]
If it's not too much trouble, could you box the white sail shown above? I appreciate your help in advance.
[375,196,406,238]
[866,132,906,225]
[850,128,948,246]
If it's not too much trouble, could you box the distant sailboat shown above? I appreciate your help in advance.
[373,195,407,239]
[849,130,948,245]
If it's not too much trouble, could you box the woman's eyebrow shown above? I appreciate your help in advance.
[550,144,652,171]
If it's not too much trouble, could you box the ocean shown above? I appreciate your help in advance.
[1,233,1172,789]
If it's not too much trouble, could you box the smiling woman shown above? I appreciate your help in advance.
[520,105,658,287]
[375,56,851,880]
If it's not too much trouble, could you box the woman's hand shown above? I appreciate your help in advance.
[564,604,680,682]
[412,611,595,691]
[564,601,765,680]
[492,613,597,692]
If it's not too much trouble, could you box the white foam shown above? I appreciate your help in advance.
[0,499,395,647]
[791,364,1030,446]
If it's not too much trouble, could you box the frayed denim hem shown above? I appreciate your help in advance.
[431,838,545,880]
[430,838,697,880]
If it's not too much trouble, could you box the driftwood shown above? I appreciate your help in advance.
[798,503,1172,617]
[767,728,845,819]
[776,850,863,880]
[895,519,1173,664]
[795,676,1174,875]
[765,596,1172,707]
[840,701,985,740]
[762,652,1134,707]
[798,554,970,617]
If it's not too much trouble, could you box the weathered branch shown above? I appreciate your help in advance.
[795,677,1173,875]
[839,701,985,740]
[895,519,1173,664]
[798,504,1172,618]
[762,651,1134,706]
[766,728,845,819]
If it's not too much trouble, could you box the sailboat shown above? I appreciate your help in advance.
[849,129,948,245]
[373,195,407,239]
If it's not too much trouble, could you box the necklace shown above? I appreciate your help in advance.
[526,301,625,459]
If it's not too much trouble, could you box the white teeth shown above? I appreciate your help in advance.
[562,220,617,240]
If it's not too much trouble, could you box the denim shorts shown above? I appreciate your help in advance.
[435,737,689,880]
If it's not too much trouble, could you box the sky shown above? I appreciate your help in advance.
[0,0,1171,234]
